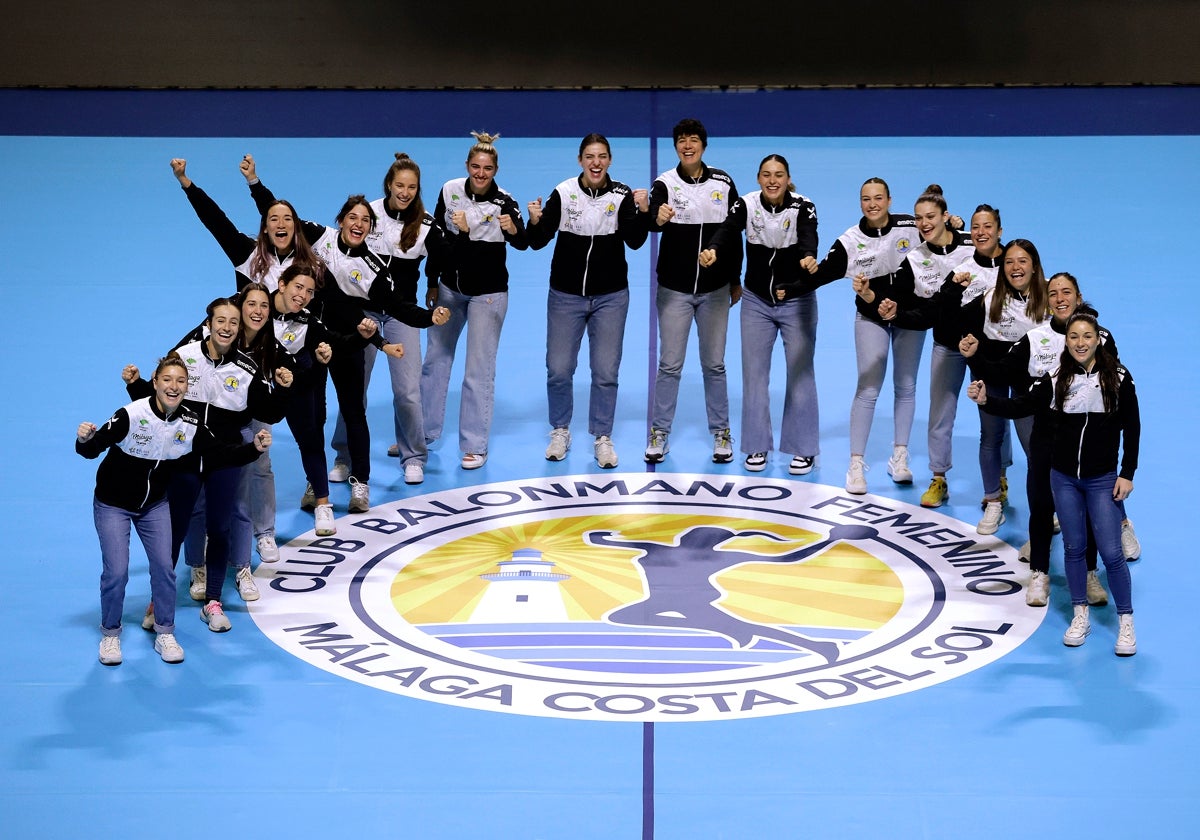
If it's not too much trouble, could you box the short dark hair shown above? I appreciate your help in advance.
[672,118,708,147]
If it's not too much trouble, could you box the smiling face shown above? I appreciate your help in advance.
[277,273,316,314]
[207,303,241,357]
[757,160,790,206]
[1066,319,1100,369]
[465,151,497,195]
[970,209,1002,256]
[914,199,950,243]
[578,142,612,189]
[674,133,705,173]
[152,363,188,414]
[338,202,373,247]
[860,183,891,227]
[1003,245,1034,293]
[263,203,296,252]
[1048,275,1080,324]
[386,169,420,213]
[240,289,270,338]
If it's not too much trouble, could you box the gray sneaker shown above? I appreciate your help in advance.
[546,427,571,461]
[644,428,669,463]
[712,429,734,463]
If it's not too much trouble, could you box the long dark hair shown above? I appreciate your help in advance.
[250,198,324,285]
[383,153,426,253]
[1055,312,1121,413]
[989,238,1048,324]
[233,283,277,374]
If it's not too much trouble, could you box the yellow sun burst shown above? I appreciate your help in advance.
[391,514,902,630]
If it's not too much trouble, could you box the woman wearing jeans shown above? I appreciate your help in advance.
[704,153,820,475]
[526,133,649,468]
[969,311,1140,655]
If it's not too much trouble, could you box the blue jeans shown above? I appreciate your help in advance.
[546,287,629,437]
[94,497,175,634]
[850,313,926,455]
[739,290,819,457]
[421,283,508,455]
[1050,469,1133,614]
[978,385,1032,499]
[651,284,731,433]
[333,310,427,467]
[232,420,274,568]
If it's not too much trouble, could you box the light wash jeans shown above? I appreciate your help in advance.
[333,310,427,467]
[546,287,629,437]
[651,284,731,433]
[739,290,819,457]
[849,313,926,455]
[1051,469,1133,614]
[95,497,175,633]
[421,282,508,455]
[927,342,967,473]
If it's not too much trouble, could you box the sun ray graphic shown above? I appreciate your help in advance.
[390,514,902,631]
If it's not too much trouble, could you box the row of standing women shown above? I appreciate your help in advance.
[78,118,1141,664]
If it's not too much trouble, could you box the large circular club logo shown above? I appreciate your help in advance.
[250,473,1040,722]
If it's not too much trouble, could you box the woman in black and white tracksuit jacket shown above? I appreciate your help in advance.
[79,353,269,665]
[871,186,969,491]
[327,152,446,486]
[780,176,921,496]
[123,300,289,634]
[704,153,819,476]
[959,238,1049,536]
[526,133,649,469]
[249,167,449,512]
[969,310,1140,655]
[645,118,742,466]
[890,203,1004,510]
[422,131,528,471]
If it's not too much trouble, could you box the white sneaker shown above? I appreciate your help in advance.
[236,566,260,602]
[461,453,487,470]
[300,482,316,511]
[201,600,231,632]
[1063,605,1090,647]
[1086,571,1108,606]
[328,461,350,483]
[315,503,336,536]
[977,500,1005,535]
[99,635,122,665]
[546,427,571,461]
[141,603,156,631]
[1018,541,1031,562]
[404,462,424,484]
[256,535,280,563]
[154,633,185,663]
[644,428,669,463]
[712,429,734,463]
[348,477,370,513]
[594,435,618,469]
[188,566,207,601]
[1121,519,1141,560]
[887,445,913,484]
[845,456,868,495]
[1026,571,1049,607]
[789,455,815,475]
[1115,613,1137,656]
[744,452,768,472]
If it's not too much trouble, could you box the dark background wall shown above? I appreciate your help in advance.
[6,1,1199,89]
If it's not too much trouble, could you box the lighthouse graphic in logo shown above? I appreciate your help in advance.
[470,549,570,623]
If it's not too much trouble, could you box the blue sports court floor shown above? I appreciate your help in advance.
[1,88,1197,838]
